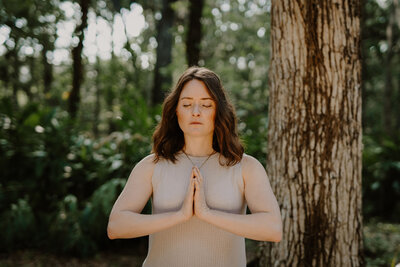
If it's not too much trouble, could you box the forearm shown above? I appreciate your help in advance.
[107,210,185,239]
[199,209,282,242]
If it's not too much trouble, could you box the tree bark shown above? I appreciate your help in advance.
[152,0,176,105]
[260,1,364,266]
[186,0,204,66]
[68,0,90,119]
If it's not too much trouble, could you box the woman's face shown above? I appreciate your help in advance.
[176,79,216,137]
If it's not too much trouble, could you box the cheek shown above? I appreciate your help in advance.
[208,110,216,127]
[176,107,189,122]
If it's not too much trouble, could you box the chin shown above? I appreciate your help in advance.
[186,131,207,136]
[185,129,214,137]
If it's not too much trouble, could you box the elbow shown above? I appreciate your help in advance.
[107,220,119,240]
[260,227,282,242]
[270,227,282,242]
[271,218,283,242]
[107,227,116,240]
[261,215,282,242]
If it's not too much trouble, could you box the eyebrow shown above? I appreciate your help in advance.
[180,97,214,100]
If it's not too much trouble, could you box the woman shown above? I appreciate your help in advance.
[107,66,282,267]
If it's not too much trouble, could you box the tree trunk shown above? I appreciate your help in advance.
[68,0,90,119]
[152,0,176,105]
[42,36,54,104]
[186,0,204,66]
[394,0,400,131]
[93,55,101,137]
[260,1,364,266]
[10,46,20,110]
[360,0,367,133]
[383,0,397,138]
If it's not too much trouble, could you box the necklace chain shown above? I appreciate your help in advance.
[182,150,216,169]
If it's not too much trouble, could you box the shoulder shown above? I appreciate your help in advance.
[241,153,265,171]
[241,154,267,181]
[132,153,156,176]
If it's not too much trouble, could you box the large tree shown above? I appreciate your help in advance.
[260,1,363,266]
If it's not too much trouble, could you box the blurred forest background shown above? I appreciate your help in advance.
[0,0,399,266]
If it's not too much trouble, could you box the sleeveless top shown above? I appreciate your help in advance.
[142,151,247,267]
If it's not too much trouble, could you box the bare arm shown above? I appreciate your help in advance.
[107,154,195,239]
[193,155,282,242]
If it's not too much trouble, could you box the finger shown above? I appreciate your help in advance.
[190,178,195,192]
[194,178,200,191]
[190,184,195,200]
[194,178,201,190]
[194,167,203,181]
[193,167,200,179]
[194,181,199,199]
[192,167,199,179]
[188,177,195,193]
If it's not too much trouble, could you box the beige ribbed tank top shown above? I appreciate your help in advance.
[142,151,247,267]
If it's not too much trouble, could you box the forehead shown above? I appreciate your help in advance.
[180,79,213,99]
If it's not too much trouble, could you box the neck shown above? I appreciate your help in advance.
[182,134,214,157]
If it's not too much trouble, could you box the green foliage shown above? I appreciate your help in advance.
[47,179,126,257]
[362,0,400,136]
[0,198,35,251]
[81,178,126,244]
[0,92,156,256]
[49,194,97,257]
[364,222,400,266]
[0,98,71,215]
[362,134,400,222]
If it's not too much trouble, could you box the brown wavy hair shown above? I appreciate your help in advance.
[152,66,244,166]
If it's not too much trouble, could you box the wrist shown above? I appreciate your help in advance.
[177,208,194,223]
[175,210,187,223]
[197,207,212,221]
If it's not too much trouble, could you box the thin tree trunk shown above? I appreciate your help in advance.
[186,0,204,66]
[383,1,396,137]
[26,56,35,99]
[107,20,117,134]
[121,12,142,97]
[361,0,367,132]
[69,0,90,119]
[93,55,101,137]
[42,36,54,104]
[394,0,400,131]
[152,0,176,105]
[260,1,363,266]
[10,47,20,109]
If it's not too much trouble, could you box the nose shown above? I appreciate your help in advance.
[192,104,200,116]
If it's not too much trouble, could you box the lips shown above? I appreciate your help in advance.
[190,122,202,125]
